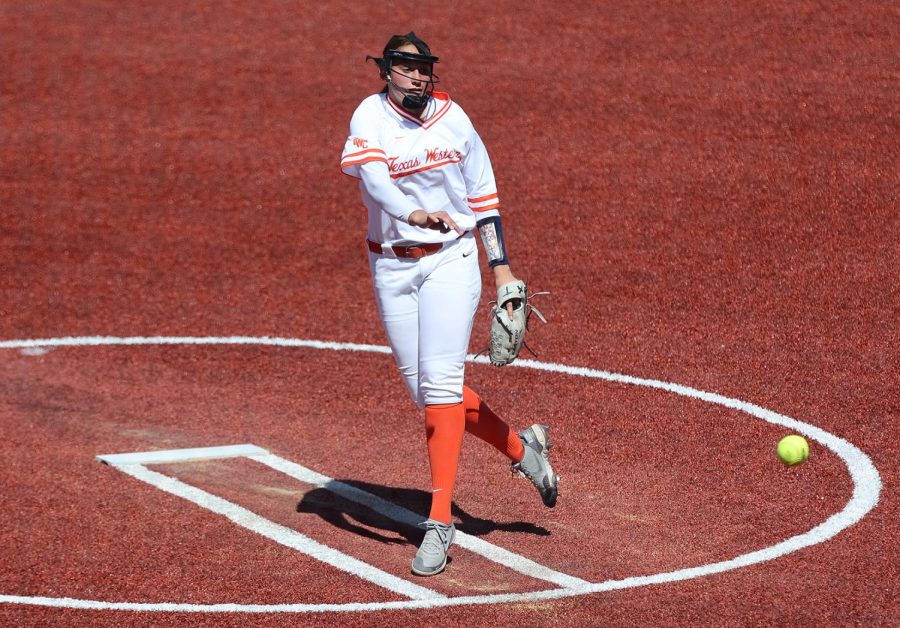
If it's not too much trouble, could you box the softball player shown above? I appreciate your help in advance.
[340,32,559,577]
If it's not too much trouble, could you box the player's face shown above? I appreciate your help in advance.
[387,44,434,110]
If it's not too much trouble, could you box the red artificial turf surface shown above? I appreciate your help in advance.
[1,1,897,625]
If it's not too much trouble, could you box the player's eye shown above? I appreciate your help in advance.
[399,64,431,76]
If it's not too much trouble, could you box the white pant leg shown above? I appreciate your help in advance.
[369,234,481,409]
[417,236,481,406]
[369,252,422,405]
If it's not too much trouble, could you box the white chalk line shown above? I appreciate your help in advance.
[110,463,444,602]
[95,444,586,596]
[251,450,591,589]
[98,443,268,466]
[0,335,883,614]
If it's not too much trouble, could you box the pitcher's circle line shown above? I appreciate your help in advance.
[0,335,882,614]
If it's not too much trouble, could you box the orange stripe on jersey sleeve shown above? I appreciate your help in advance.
[471,201,501,212]
[341,147,388,169]
[341,155,388,168]
[468,193,498,204]
[343,147,386,160]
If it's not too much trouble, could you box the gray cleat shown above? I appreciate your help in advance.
[513,424,560,507]
[411,519,456,576]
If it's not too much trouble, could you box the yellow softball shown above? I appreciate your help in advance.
[777,434,810,465]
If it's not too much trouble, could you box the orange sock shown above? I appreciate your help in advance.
[462,386,524,463]
[424,402,466,524]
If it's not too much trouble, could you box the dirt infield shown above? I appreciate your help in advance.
[1,1,897,625]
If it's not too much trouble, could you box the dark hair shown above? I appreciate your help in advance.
[382,32,434,59]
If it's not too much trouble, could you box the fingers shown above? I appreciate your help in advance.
[427,215,452,233]
[426,211,463,235]
[425,215,446,232]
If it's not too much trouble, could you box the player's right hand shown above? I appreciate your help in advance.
[408,209,462,235]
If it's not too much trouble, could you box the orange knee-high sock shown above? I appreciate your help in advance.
[424,402,466,525]
[462,386,524,463]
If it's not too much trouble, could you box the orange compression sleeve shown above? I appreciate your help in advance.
[462,386,524,463]
[424,402,466,524]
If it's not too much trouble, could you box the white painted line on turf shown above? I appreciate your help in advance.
[0,335,884,614]
[97,444,268,466]
[19,346,50,356]
[96,444,588,590]
[0,335,393,354]
[252,451,591,589]
[109,462,444,601]
[0,588,581,613]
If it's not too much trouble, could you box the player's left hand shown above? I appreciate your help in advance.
[486,278,549,366]
[492,265,519,317]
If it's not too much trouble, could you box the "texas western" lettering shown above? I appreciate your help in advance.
[424,147,462,163]
[388,156,421,172]
[388,147,462,175]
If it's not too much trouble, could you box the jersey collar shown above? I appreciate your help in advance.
[385,92,452,129]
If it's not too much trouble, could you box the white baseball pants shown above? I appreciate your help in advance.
[368,232,481,408]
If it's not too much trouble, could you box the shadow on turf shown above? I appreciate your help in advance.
[296,479,550,546]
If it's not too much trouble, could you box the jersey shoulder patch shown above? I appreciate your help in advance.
[341,95,390,177]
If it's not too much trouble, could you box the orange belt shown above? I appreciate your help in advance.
[367,239,444,259]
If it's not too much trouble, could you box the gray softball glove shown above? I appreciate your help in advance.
[488,280,548,366]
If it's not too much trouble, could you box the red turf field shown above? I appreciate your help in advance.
[1,1,897,626]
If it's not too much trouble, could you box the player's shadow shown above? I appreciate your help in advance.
[295,479,550,546]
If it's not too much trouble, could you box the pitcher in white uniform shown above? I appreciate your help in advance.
[340,31,559,577]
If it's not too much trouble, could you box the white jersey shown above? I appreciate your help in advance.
[340,91,501,245]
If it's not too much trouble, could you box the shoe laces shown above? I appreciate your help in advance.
[420,521,451,552]
[513,440,553,482]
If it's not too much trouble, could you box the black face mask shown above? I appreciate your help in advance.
[400,91,429,110]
